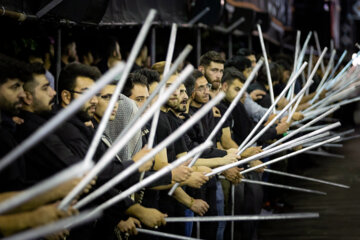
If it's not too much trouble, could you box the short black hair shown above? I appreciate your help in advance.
[122,73,148,98]
[0,53,30,85]
[199,51,225,67]
[225,56,252,72]
[236,48,255,57]
[23,63,47,93]
[58,62,101,95]
[184,69,204,96]
[222,67,246,85]
[135,68,160,85]
[257,62,281,85]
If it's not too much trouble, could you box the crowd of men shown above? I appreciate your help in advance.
[1,36,331,240]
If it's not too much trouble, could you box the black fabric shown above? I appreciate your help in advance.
[248,81,272,108]
[217,100,279,146]
[0,111,30,192]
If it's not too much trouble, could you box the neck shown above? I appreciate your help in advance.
[22,105,34,113]
[190,99,203,109]
[61,55,69,65]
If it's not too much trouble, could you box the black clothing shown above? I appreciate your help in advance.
[248,82,272,108]
[217,100,279,146]
[0,111,29,192]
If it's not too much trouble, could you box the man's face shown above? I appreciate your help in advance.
[31,74,57,114]
[223,79,244,103]
[203,61,224,90]
[165,75,180,109]
[247,54,256,68]
[0,78,25,115]
[175,84,188,112]
[95,84,119,121]
[129,84,149,109]
[72,76,98,121]
[193,76,210,104]
[242,67,252,79]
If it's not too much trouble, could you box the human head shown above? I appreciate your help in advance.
[135,68,160,95]
[165,75,180,109]
[174,84,188,113]
[198,51,225,90]
[221,67,246,103]
[94,83,119,122]
[22,63,56,115]
[62,38,78,63]
[186,69,210,105]
[225,56,252,79]
[123,73,149,109]
[257,62,281,86]
[237,48,256,68]
[0,54,28,115]
[58,63,101,122]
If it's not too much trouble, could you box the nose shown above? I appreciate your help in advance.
[50,87,57,97]
[91,95,99,105]
[18,89,26,99]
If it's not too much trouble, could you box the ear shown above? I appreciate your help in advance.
[222,82,228,91]
[191,91,196,100]
[61,90,71,106]
[198,65,205,74]
[23,91,33,105]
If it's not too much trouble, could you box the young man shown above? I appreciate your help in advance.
[198,51,225,99]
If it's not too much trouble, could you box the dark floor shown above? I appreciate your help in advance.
[258,131,360,240]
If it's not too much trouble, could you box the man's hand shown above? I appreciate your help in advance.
[292,112,304,121]
[250,89,266,101]
[264,113,279,126]
[117,217,141,236]
[277,97,289,110]
[133,145,154,172]
[184,172,209,188]
[240,146,262,158]
[190,199,209,216]
[137,208,167,228]
[219,153,240,165]
[249,160,265,173]
[193,166,212,174]
[226,148,238,155]
[45,230,70,240]
[172,164,193,183]
[293,145,303,151]
[30,204,77,228]
[222,167,243,184]
[276,122,290,135]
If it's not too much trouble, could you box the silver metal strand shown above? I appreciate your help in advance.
[257,24,275,110]
[314,31,325,74]
[148,23,177,149]
[165,213,319,222]
[74,94,224,209]
[241,136,340,175]
[117,45,193,141]
[2,210,101,240]
[60,65,194,210]
[293,31,301,72]
[0,161,93,214]
[0,62,125,173]
[238,75,314,156]
[316,49,336,92]
[325,51,360,91]
[287,47,328,123]
[137,228,203,240]
[241,178,327,195]
[237,62,308,153]
[327,50,347,84]
[167,59,264,196]
[307,46,314,79]
[86,141,213,217]
[208,127,335,177]
[187,7,210,25]
[265,106,340,150]
[264,168,350,189]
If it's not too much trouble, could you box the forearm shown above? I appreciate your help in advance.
[0,211,40,236]
[171,187,192,208]
[193,158,223,168]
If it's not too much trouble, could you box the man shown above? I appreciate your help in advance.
[123,72,150,109]
[198,51,225,98]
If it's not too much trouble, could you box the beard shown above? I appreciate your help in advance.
[0,97,22,116]
[77,106,94,122]
[33,96,55,116]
